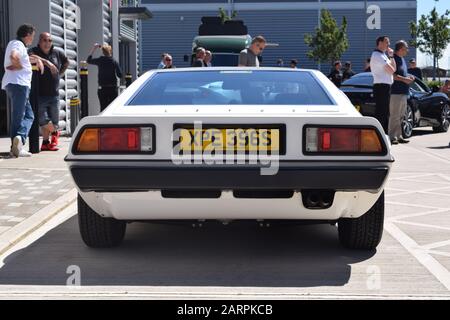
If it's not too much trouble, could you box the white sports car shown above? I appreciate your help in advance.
[66,67,393,249]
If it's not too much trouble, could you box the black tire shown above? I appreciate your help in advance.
[78,194,126,248]
[432,104,450,133]
[338,192,384,250]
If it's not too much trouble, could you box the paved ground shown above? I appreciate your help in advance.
[0,137,74,235]
[0,128,449,299]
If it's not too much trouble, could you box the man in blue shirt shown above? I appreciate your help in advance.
[389,40,415,144]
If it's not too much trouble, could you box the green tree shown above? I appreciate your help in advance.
[304,9,349,68]
[218,7,238,24]
[409,7,450,80]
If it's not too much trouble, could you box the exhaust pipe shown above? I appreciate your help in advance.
[306,192,320,208]
[302,190,335,209]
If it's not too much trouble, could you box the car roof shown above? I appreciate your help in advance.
[149,67,318,74]
[351,72,372,77]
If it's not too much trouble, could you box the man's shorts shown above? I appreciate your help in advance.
[38,96,60,128]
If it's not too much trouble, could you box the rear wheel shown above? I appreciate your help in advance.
[402,105,414,138]
[432,104,450,133]
[338,192,384,250]
[78,194,126,248]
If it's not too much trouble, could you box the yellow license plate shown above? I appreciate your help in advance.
[178,127,281,153]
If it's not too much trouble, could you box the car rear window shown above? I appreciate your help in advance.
[127,70,334,106]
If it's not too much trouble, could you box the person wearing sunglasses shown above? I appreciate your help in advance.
[163,54,175,69]
[28,32,69,151]
[238,35,266,67]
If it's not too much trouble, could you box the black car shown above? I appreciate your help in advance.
[340,72,450,138]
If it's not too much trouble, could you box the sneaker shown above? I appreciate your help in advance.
[398,137,410,144]
[17,149,32,157]
[51,131,60,147]
[41,142,59,151]
[390,139,399,145]
[11,136,23,157]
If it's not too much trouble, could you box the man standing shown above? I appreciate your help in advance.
[205,50,213,67]
[370,36,396,134]
[328,61,343,87]
[440,80,450,97]
[407,58,423,80]
[290,59,298,69]
[157,53,168,69]
[389,40,414,144]
[29,33,68,151]
[2,24,41,157]
[192,47,206,67]
[342,61,355,81]
[162,54,175,69]
[87,43,123,112]
[238,35,266,67]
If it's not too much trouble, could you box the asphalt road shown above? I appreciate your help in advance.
[0,127,449,299]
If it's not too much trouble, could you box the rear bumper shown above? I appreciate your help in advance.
[67,160,391,192]
[78,190,383,220]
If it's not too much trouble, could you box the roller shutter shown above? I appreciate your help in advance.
[50,0,78,135]
[103,0,112,43]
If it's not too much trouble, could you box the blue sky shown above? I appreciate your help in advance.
[416,0,450,68]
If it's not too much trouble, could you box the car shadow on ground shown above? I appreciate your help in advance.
[411,129,435,137]
[0,217,375,287]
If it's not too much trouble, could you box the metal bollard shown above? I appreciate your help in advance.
[80,61,89,119]
[125,73,133,88]
[29,64,40,154]
[70,97,81,136]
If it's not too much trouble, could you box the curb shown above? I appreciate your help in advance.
[0,287,449,300]
[0,188,77,257]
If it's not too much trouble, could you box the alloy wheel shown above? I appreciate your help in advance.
[402,105,414,138]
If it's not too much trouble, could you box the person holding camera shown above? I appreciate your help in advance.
[87,43,123,112]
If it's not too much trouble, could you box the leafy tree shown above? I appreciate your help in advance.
[218,7,238,24]
[409,7,450,80]
[304,9,349,68]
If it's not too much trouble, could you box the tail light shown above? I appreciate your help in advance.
[305,126,384,154]
[75,126,154,153]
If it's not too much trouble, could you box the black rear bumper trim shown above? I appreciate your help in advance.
[69,162,390,192]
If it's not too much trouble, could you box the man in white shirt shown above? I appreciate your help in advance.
[370,36,396,135]
[2,24,42,157]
